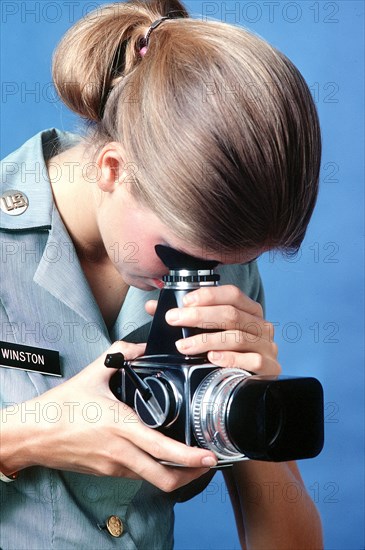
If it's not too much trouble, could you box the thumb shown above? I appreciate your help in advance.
[104,341,146,374]
[107,340,146,361]
[83,341,146,384]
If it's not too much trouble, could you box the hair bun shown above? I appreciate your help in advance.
[52,0,188,121]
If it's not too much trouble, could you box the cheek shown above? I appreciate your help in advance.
[113,233,163,275]
[134,243,162,271]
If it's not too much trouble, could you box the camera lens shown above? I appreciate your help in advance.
[191,368,251,460]
[226,380,284,458]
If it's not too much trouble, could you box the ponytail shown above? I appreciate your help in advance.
[52,0,188,121]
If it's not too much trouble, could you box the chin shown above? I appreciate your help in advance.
[124,274,156,291]
[136,282,156,291]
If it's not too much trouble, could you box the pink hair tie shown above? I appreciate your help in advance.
[138,15,170,57]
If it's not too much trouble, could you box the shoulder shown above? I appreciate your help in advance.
[0,129,80,232]
[1,128,78,174]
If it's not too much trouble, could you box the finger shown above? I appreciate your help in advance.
[80,459,143,480]
[82,342,146,386]
[207,351,282,375]
[137,464,211,493]
[145,300,158,316]
[175,330,278,358]
[182,285,263,318]
[92,436,210,491]
[165,305,272,341]
[119,442,211,492]
[108,340,146,359]
[115,440,213,492]
[118,408,218,469]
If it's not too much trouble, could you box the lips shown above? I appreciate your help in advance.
[152,278,165,289]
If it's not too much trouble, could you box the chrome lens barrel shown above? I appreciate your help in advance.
[163,269,220,289]
[191,368,251,459]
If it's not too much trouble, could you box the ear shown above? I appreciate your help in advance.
[96,142,127,192]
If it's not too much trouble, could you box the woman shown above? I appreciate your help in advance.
[0,0,323,548]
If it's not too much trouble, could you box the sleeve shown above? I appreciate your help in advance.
[247,260,266,315]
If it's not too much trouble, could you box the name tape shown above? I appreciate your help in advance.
[0,341,61,377]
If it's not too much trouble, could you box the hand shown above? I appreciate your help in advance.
[145,285,280,376]
[1,341,217,491]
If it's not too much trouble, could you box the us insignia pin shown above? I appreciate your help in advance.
[0,190,29,216]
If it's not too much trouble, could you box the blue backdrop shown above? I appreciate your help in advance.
[1,1,364,549]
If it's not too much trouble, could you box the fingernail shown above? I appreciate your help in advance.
[183,293,198,305]
[201,456,218,467]
[209,351,223,362]
[175,338,194,351]
[166,309,180,323]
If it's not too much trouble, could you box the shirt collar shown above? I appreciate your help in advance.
[0,128,80,231]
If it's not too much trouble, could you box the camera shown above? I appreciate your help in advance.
[107,245,324,465]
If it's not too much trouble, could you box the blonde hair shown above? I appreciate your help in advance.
[53,0,321,254]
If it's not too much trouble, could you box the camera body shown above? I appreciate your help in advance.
[119,356,324,464]
[109,245,324,465]
[121,356,248,464]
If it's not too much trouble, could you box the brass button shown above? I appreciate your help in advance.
[106,515,124,538]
